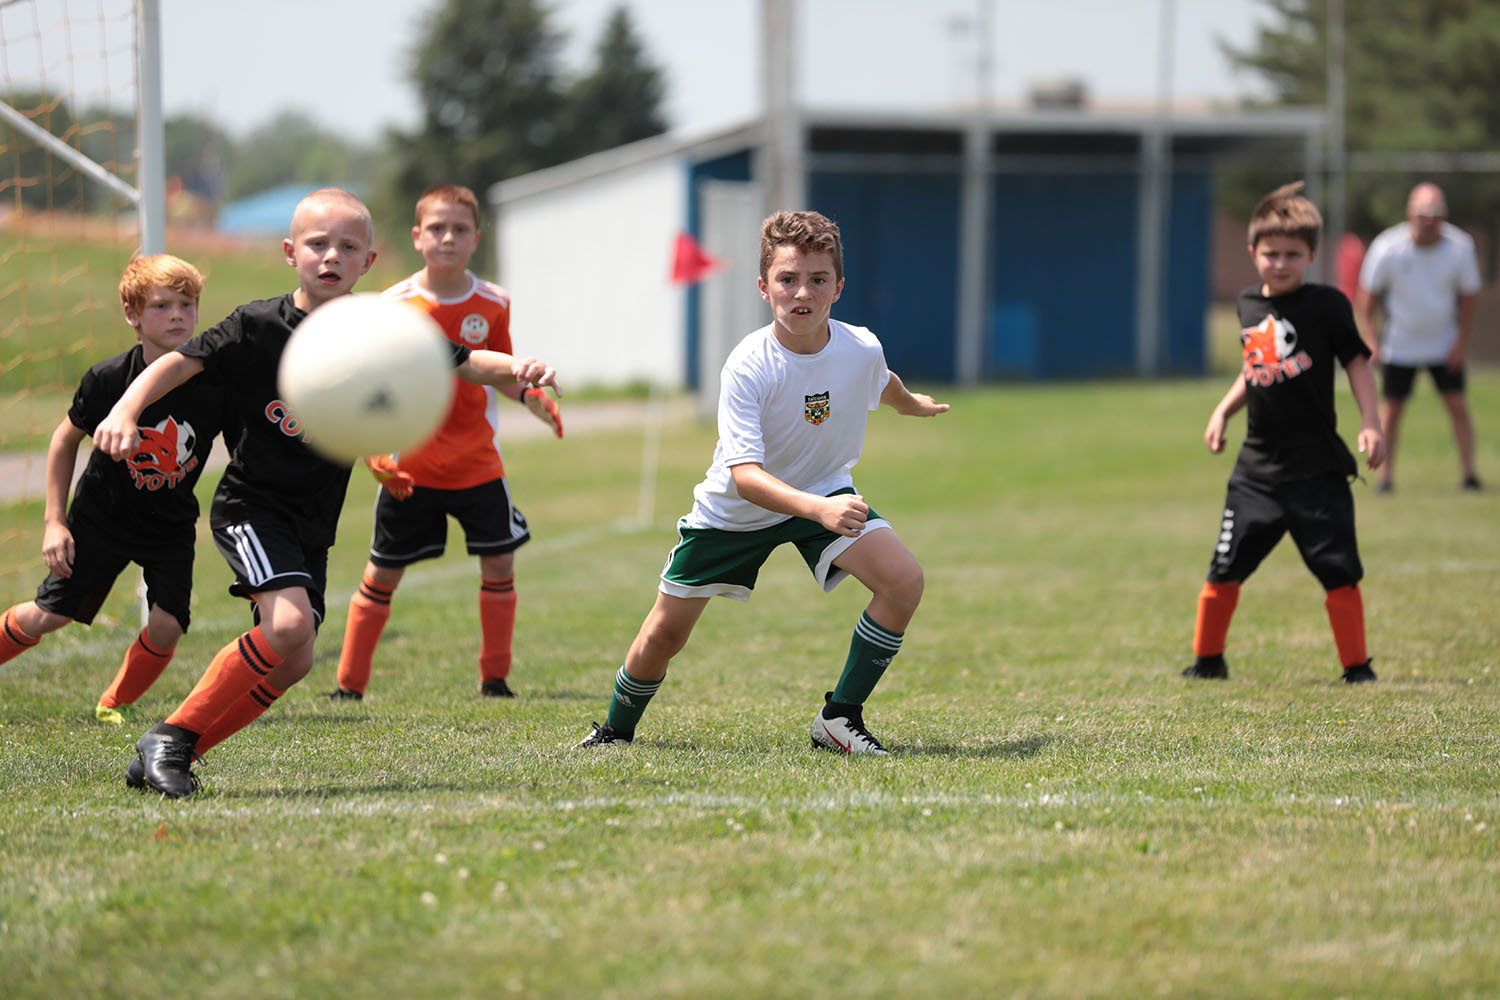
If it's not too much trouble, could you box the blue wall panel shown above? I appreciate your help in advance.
[1163,172,1213,376]
[806,171,961,383]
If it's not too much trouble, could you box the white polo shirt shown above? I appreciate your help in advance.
[1359,221,1481,365]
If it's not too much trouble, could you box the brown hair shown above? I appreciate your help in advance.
[118,251,204,315]
[415,184,482,229]
[759,210,844,282]
[1247,181,1322,252]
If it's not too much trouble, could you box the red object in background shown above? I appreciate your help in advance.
[670,231,725,285]
[1336,232,1366,301]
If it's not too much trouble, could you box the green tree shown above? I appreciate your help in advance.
[1223,0,1500,250]
[223,111,375,201]
[1,92,89,212]
[164,114,233,202]
[559,6,668,160]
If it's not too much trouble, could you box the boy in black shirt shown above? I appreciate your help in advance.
[94,188,559,797]
[0,253,228,721]
[1183,181,1386,684]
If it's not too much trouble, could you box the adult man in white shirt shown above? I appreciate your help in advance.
[1355,182,1483,492]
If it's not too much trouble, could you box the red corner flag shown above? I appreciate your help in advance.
[670,231,725,285]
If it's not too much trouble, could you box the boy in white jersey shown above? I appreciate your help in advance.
[328,185,562,702]
[575,210,949,755]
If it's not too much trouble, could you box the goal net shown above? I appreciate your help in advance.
[0,0,148,617]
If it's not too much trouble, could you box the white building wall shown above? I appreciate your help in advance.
[496,160,688,390]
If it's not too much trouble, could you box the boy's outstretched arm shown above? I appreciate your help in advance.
[730,463,870,538]
[41,418,87,578]
[1204,376,1248,454]
[457,350,561,398]
[879,370,948,417]
[1344,354,1386,469]
[94,352,204,460]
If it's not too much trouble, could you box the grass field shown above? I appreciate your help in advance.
[2,373,1498,998]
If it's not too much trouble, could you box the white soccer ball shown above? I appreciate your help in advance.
[277,293,455,465]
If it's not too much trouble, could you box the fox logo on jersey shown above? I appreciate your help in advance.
[126,416,198,491]
[459,314,489,346]
[804,391,831,425]
[1241,315,1313,387]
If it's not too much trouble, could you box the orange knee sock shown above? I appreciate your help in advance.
[478,576,517,682]
[196,680,285,756]
[165,626,283,737]
[336,574,395,693]
[1,607,41,665]
[98,629,175,709]
[1324,585,1369,668]
[1193,581,1241,657]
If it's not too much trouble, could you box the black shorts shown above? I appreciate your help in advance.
[368,478,529,569]
[33,512,194,630]
[210,504,329,625]
[1382,363,1466,399]
[1206,471,1362,591]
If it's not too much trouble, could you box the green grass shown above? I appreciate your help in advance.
[2,374,1498,998]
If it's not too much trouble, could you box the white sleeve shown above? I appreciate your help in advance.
[1357,238,1386,293]
[1458,242,1482,295]
[716,365,765,468]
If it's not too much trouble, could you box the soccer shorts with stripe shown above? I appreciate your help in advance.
[211,504,330,625]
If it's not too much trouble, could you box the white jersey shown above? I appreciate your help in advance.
[1358,221,1481,365]
[683,318,891,531]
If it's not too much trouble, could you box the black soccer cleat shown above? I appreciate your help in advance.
[1182,655,1229,679]
[479,678,515,698]
[573,721,632,748]
[1342,660,1377,684]
[134,729,200,799]
[124,754,146,789]
[325,687,363,701]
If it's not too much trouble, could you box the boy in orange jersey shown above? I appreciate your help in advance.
[93,188,560,798]
[327,185,563,702]
[1182,181,1384,684]
[1,253,230,724]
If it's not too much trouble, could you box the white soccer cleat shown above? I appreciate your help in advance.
[810,693,889,756]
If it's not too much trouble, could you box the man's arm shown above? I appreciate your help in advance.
[41,418,87,577]
[93,352,204,460]
[879,370,948,417]
[1447,290,1477,371]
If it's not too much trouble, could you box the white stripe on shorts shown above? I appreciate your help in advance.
[228,522,274,587]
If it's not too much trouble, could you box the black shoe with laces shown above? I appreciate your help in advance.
[135,728,200,798]
[325,687,363,701]
[1462,475,1483,492]
[480,678,515,698]
[1342,660,1377,684]
[1182,655,1229,679]
[573,721,632,748]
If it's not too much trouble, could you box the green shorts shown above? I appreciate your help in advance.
[659,492,890,602]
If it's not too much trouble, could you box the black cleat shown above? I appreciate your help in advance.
[325,687,363,701]
[573,721,631,748]
[124,754,146,789]
[1342,660,1377,684]
[1462,475,1483,492]
[1182,656,1229,679]
[479,678,515,698]
[134,729,199,798]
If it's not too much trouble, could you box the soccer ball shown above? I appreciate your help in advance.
[277,293,455,464]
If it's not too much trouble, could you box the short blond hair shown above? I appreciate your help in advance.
[759,210,844,282]
[290,187,374,244]
[1247,181,1322,252]
[118,251,203,315]
[415,184,481,229]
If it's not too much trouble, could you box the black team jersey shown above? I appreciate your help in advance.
[178,293,472,550]
[1233,282,1371,483]
[67,345,230,543]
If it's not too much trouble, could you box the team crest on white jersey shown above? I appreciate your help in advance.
[459,313,489,345]
[804,391,831,425]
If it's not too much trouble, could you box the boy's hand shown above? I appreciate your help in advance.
[900,392,949,417]
[42,522,75,578]
[1204,412,1228,454]
[511,358,561,396]
[1357,427,1386,470]
[816,493,869,538]
[93,409,141,461]
[364,454,415,500]
[522,387,564,438]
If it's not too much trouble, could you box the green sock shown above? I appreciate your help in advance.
[831,611,904,706]
[604,665,661,738]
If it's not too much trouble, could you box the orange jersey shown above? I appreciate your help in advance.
[383,272,514,489]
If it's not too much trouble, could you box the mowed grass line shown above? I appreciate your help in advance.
[2,374,1498,998]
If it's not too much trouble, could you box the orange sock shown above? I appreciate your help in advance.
[165,626,283,737]
[1193,581,1241,657]
[1324,585,1369,668]
[1,607,41,665]
[336,574,395,693]
[196,680,284,755]
[98,629,175,709]
[478,575,517,682]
